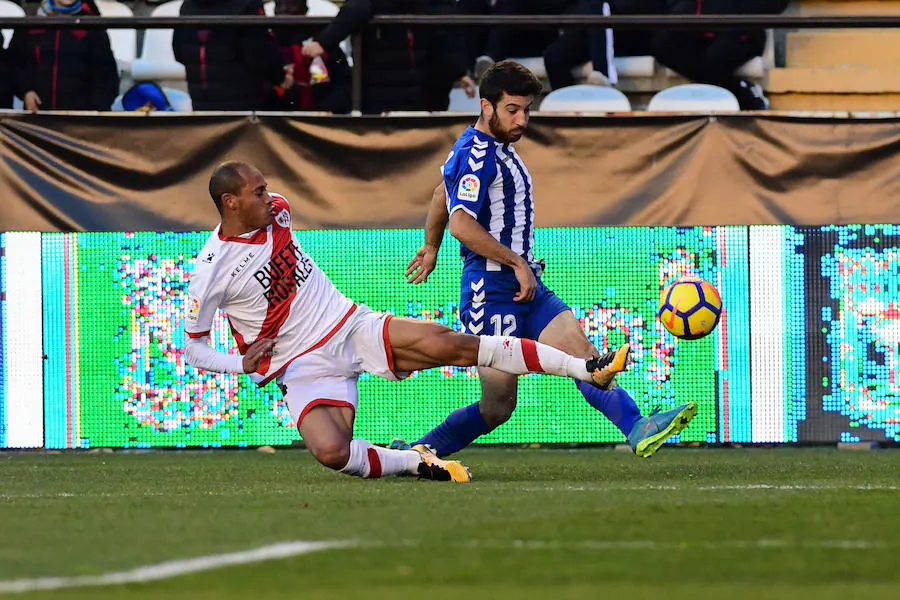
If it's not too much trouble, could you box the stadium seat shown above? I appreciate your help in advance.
[95,0,137,75]
[447,88,481,113]
[539,85,632,113]
[646,84,740,112]
[0,0,24,50]
[514,55,656,84]
[110,87,193,112]
[130,0,187,82]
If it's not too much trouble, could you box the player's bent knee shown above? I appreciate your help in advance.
[310,441,351,471]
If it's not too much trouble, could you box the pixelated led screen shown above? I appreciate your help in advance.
[782,226,900,443]
[1,225,897,448]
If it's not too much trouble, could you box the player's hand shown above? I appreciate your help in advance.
[513,263,537,303]
[406,243,439,284]
[242,338,275,373]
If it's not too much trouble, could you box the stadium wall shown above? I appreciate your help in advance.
[1,114,898,449]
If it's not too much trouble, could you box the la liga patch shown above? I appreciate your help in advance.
[457,174,480,202]
[186,293,201,322]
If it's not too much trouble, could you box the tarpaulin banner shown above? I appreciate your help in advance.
[3,114,900,232]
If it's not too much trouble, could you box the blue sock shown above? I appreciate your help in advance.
[415,402,492,457]
[576,380,642,437]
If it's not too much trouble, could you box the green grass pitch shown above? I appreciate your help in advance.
[1,448,897,599]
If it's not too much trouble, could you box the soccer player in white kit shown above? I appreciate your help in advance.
[183,161,627,483]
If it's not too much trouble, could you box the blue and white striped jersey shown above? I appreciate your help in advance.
[442,126,537,274]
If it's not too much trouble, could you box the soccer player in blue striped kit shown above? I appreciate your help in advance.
[399,60,698,458]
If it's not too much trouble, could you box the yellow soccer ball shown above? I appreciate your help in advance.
[658,277,723,340]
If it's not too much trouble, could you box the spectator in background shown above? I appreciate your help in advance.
[456,0,490,71]
[471,0,577,80]
[650,0,789,110]
[301,0,474,114]
[8,0,119,111]
[0,43,12,109]
[423,0,474,110]
[267,0,351,112]
[543,0,665,90]
[174,0,294,111]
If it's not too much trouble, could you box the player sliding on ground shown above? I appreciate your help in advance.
[182,161,631,483]
[400,61,697,459]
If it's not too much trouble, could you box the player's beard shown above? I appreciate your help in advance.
[489,111,523,143]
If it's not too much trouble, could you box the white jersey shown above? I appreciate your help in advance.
[184,193,355,385]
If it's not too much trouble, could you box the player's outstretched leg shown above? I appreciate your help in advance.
[387,318,626,383]
[478,335,635,388]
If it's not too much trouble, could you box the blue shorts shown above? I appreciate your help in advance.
[460,270,570,340]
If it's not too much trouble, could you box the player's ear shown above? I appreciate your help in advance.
[221,192,239,211]
[479,97,492,116]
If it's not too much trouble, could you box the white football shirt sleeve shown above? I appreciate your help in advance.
[183,263,243,373]
[184,265,222,339]
[184,336,244,374]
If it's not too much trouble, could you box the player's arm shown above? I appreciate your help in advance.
[449,210,537,303]
[182,273,275,374]
[406,182,449,284]
[185,335,275,374]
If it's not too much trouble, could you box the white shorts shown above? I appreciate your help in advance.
[278,304,409,426]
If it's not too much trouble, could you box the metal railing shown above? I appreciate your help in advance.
[2,14,900,29]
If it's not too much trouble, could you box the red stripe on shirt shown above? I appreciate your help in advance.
[228,318,248,354]
[257,304,358,386]
[521,339,544,373]
[253,223,298,375]
[187,330,210,339]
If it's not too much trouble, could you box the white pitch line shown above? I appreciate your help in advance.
[448,539,892,551]
[1,537,890,594]
[2,483,897,501]
[517,483,900,493]
[0,540,353,595]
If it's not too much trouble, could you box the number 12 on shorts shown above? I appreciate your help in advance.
[490,314,517,336]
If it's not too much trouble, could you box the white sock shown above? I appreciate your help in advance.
[476,336,593,383]
[339,439,421,479]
